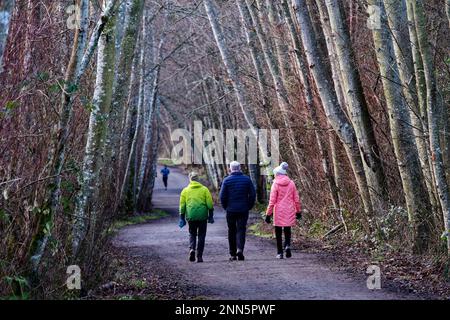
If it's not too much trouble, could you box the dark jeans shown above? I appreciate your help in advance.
[188,220,207,256]
[275,226,291,254]
[226,212,249,256]
[162,176,168,188]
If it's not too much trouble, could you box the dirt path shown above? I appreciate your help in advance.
[113,166,414,300]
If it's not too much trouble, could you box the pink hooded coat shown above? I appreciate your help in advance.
[266,175,301,227]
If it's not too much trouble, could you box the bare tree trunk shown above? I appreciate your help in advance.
[324,0,388,210]
[292,0,374,230]
[106,0,144,204]
[281,0,340,211]
[384,0,438,214]
[369,0,432,253]
[22,0,35,74]
[329,131,347,231]
[204,0,265,189]
[204,0,259,137]
[410,0,450,255]
[244,0,303,176]
[146,101,162,204]
[314,0,348,120]
[119,15,147,208]
[0,0,15,73]
[73,1,117,255]
[137,38,164,209]
[29,0,117,272]
[265,0,292,88]
[236,0,272,127]
[446,0,450,29]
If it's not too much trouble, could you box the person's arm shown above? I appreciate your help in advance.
[179,189,187,227]
[205,188,214,223]
[219,179,228,210]
[293,183,301,213]
[266,183,278,216]
[179,189,186,216]
[248,178,256,210]
[205,188,214,211]
[292,182,302,220]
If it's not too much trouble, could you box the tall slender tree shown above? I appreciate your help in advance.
[292,0,374,229]
[409,0,450,254]
[73,0,117,256]
[369,0,432,253]
[324,0,388,209]
[0,0,15,73]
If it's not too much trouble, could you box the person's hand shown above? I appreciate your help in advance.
[208,209,214,224]
[265,214,272,224]
[179,215,186,228]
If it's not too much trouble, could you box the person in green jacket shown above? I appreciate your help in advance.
[179,172,214,263]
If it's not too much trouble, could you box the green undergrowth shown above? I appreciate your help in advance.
[248,222,273,239]
[109,209,169,234]
[158,158,175,166]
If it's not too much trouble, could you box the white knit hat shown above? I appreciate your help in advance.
[273,162,289,175]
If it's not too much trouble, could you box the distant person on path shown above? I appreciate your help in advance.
[160,165,170,190]
[265,162,302,259]
[219,161,256,261]
[179,172,214,263]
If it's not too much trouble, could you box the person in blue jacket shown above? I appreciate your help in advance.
[160,165,170,190]
[219,161,256,261]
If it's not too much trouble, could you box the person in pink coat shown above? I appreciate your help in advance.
[265,162,302,259]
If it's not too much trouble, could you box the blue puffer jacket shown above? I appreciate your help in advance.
[219,172,256,213]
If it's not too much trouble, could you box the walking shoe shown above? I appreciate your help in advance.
[237,251,245,261]
[197,256,203,263]
[276,254,284,259]
[229,256,237,261]
[285,247,292,258]
[189,250,196,262]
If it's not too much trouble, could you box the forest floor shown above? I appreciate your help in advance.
[90,166,431,300]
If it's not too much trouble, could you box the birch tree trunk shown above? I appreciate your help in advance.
[281,0,340,211]
[264,0,292,88]
[235,0,272,127]
[30,0,90,272]
[119,16,147,209]
[72,0,117,255]
[137,39,164,209]
[314,0,348,118]
[244,0,303,176]
[146,101,162,204]
[204,0,259,137]
[410,0,450,255]
[106,0,144,203]
[368,0,432,253]
[324,0,388,210]
[384,0,438,214]
[204,0,263,185]
[30,0,117,272]
[446,0,450,29]
[292,0,374,229]
[0,0,14,73]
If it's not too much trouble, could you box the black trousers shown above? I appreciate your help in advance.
[226,212,249,256]
[162,176,168,188]
[188,220,207,256]
[275,226,291,254]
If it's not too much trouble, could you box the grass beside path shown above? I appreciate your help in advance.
[157,158,176,167]
[109,209,169,234]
